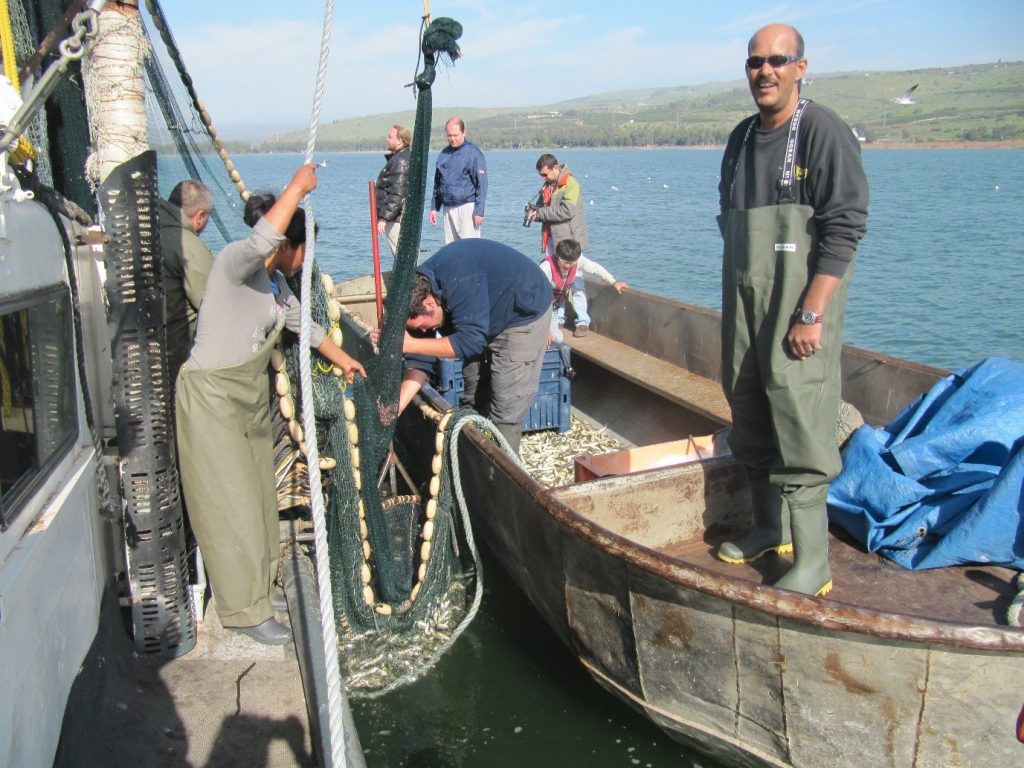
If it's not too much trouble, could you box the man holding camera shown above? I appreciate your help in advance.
[526,154,593,336]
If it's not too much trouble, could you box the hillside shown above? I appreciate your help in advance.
[232,61,1024,152]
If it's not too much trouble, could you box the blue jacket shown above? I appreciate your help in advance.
[416,239,550,360]
[432,141,487,217]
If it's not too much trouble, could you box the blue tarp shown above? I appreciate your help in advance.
[827,357,1024,570]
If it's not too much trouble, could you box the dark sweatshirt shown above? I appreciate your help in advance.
[415,239,551,360]
[718,101,869,278]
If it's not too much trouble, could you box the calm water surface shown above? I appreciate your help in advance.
[176,147,1024,767]
[201,146,1024,370]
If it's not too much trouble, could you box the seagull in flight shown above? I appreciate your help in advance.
[892,83,919,105]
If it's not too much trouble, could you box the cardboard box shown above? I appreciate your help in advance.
[573,434,719,482]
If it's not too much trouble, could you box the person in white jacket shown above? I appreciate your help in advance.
[539,239,626,341]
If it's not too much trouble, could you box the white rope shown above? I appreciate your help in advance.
[296,2,363,767]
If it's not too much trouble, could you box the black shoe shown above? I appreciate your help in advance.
[271,591,288,612]
[231,618,292,645]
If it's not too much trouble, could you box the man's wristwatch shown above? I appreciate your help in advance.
[795,308,824,325]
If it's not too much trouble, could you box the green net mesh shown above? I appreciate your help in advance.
[138,0,475,693]
[272,18,478,694]
[13,0,94,215]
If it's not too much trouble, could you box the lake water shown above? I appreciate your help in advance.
[181,147,1024,767]
[201,146,1024,371]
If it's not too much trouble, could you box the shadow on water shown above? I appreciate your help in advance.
[352,543,715,768]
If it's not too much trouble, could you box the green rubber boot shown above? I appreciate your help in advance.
[774,499,832,596]
[716,473,793,564]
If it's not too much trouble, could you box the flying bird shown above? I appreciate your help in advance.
[892,83,919,105]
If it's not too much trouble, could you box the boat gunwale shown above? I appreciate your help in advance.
[451,411,1024,653]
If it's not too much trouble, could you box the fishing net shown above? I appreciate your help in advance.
[10,0,94,213]
[273,18,483,694]
[134,0,478,692]
[139,0,247,253]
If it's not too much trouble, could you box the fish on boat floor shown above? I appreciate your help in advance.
[520,415,623,487]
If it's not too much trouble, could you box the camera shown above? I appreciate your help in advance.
[522,202,538,227]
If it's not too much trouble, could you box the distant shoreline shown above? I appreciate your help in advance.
[550,140,1024,152]
[235,139,1024,155]
[862,139,1024,150]
[592,139,1024,151]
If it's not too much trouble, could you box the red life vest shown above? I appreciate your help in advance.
[544,253,577,308]
[540,170,573,254]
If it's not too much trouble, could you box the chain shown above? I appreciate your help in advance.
[58,2,101,60]
[0,0,106,155]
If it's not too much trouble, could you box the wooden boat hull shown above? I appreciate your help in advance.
[338,276,1024,767]
[446,430,1024,767]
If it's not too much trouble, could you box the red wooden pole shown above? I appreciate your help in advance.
[368,180,384,328]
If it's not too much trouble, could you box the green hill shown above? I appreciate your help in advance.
[238,61,1024,152]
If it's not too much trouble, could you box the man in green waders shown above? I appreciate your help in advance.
[176,165,365,644]
[716,23,869,595]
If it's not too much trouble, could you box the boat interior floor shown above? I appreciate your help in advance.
[558,329,1018,630]
[667,526,1019,628]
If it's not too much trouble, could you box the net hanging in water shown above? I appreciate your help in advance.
[274,17,480,694]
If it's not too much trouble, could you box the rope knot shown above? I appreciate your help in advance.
[416,17,462,89]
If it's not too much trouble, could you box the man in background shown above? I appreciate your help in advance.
[375,124,412,256]
[715,23,869,596]
[429,117,487,242]
[527,153,589,258]
[160,179,214,382]
[527,154,603,337]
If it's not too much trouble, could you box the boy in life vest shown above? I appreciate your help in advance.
[539,239,626,343]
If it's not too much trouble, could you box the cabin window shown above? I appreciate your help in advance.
[0,287,78,530]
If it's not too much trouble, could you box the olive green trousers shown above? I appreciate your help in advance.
[175,331,280,627]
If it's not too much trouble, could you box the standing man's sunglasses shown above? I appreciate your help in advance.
[745,54,802,69]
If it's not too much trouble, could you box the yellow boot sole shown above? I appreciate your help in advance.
[716,541,793,564]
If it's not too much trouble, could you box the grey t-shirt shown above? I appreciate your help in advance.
[185,218,325,371]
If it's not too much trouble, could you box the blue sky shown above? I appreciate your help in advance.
[156,1,1024,128]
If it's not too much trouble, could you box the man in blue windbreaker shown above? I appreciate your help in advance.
[428,117,487,243]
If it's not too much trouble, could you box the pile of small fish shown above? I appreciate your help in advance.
[519,416,623,487]
[339,575,471,694]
